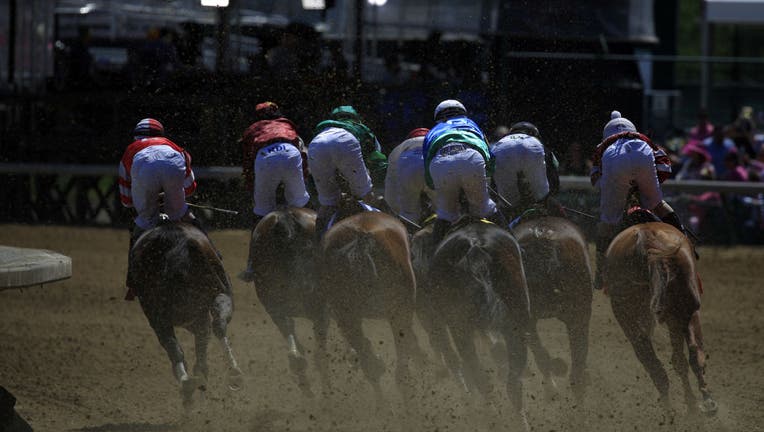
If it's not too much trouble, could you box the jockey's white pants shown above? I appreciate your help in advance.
[492,134,549,203]
[131,147,189,229]
[385,137,433,221]
[308,127,372,206]
[598,139,663,224]
[429,144,496,223]
[253,142,310,216]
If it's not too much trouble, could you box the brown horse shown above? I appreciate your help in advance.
[513,216,593,402]
[605,222,717,414]
[318,209,425,398]
[414,219,530,423]
[244,207,330,396]
[131,222,242,407]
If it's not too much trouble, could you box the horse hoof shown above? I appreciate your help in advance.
[181,378,197,406]
[237,270,255,282]
[227,368,244,391]
[699,397,718,416]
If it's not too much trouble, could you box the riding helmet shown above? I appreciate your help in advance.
[433,99,467,123]
[133,118,165,138]
[509,121,541,139]
[603,110,636,139]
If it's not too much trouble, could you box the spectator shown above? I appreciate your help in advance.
[703,125,736,177]
[688,108,714,142]
[722,151,748,182]
[676,141,715,181]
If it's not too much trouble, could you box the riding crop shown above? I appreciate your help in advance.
[187,202,240,215]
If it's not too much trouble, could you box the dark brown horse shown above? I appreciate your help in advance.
[318,209,425,397]
[605,222,717,415]
[244,207,330,396]
[513,216,593,402]
[131,222,242,407]
[414,219,530,424]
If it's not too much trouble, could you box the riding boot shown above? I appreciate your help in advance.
[241,214,265,282]
[314,205,337,245]
[594,234,611,291]
[486,209,509,231]
[125,225,147,301]
[544,196,567,218]
[661,212,700,259]
[431,218,452,246]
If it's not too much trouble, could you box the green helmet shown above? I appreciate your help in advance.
[330,105,360,121]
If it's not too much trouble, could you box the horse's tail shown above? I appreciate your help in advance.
[334,232,379,280]
[455,242,507,327]
[635,228,682,319]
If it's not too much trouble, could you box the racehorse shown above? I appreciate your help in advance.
[130,222,243,407]
[513,216,593,402]
[415,219,530,421]
[244,207,330,396]
[605,221,717,415]
[317,202,425,399]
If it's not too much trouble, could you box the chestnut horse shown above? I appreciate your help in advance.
[605,222,717,414]
[513,216,593,402]
[318,209,424,397]
[131,222,242,407]
[415,219,530,422]
[244,207,330,396]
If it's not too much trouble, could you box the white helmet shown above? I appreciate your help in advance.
[434,99,467,122]
[602,110,636,139]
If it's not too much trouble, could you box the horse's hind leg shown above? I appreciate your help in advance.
[146,316,194,406]
[335,311,385,390]
[263,294,312,396]
[500,318,528,418]
[188,317,211,393]
[564,307,592,404]
[686,310,717,415]
[667,317,697,414]
[387,298,422,401]
[306,296,331,393]
[527,319,562,399]
[211,293,243,390]
[612,298,671,407]
[449,318,492,399]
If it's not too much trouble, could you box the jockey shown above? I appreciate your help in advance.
[423,99,506,243]
[491,121,563,218]
[308,105,388,238]
[119,118,206,299]
[591,110,693,290]
[384,127,433,231]
[240,101,310,228]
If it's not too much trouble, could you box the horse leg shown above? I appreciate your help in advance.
[687,310,717,415]
[302,290,331,394]
[211,293,243,390]
[612,298,671,408]
[335,311,385,392]
[148,318,194,407]
[564,310,592,404]
[188,317,211,397]
[387,300,422,401]
[500,319,528,419]
[263,295,312,396]
[449,318,492,399]
[667,317,696,414]
[527,318,561,400]
[417,292,464,384]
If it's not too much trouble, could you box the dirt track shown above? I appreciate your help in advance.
[1,224,763,432]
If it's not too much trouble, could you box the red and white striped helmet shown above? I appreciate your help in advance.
[133,118,165,138]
